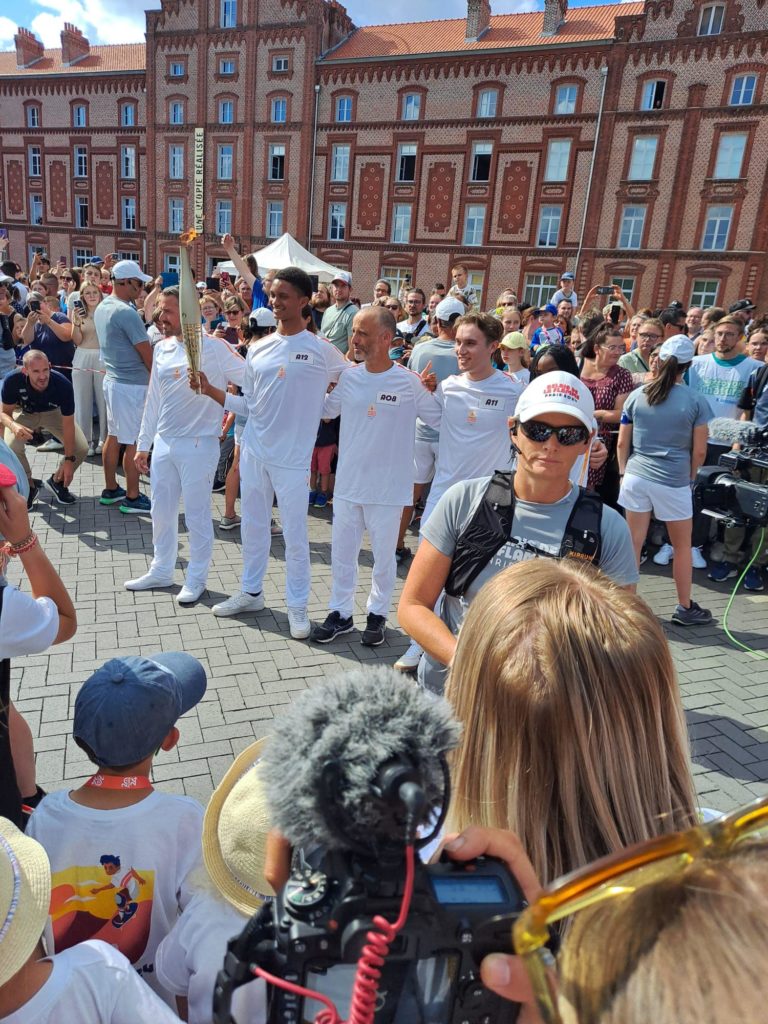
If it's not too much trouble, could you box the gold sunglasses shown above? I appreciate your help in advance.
[513,795,768,1024]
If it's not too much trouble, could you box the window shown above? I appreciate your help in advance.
[120,145,136,180]
[467,270,485,305]
[115,251,140,262]
[268,144,285,181]
[120,103,136,127]
[554,85,577,115]
[713,132,747,179]
[75,196,89,229]
[218,144,234,181]
[381,266,413,298]
[30,194,43,225]
[618,205,646,248]
[220,0,236,27]
[28,146,41,177]
[335,95,352,122]
[401,93,421,120]
[698,4,724,34]
[271,97,287,124]
[169,101,184,125]
[640,80,666,111]
[266,201,283,238]
[169,199,184,234]
[628,136,659,180]
[477,88,498,118]
[392,204,412,244]
[730,74,757,106]
[397,143,417,183]
[121,196,136,232]
[329,202,347,241]
[73,104,87,128]
[216,199,232,235]
[701,205,733,250]
[74,146,88,178]
[272,55,289,73]
[470,142,492,182]
[169,61,185,78]
[537,205,562,247]
[219,99,234,125]
[73,248,93,268]
[544,139,571,182]
[27,106,40,128]
[523,274,559,308]
[219,58,235,76]
[463,204,486,246]
[611,278,636,304]
[164,253,180,275]
[330,144,350,183]
[169,145,184,180]
[690,279,720,307]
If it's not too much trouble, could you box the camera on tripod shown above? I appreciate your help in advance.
[694,423,768,527]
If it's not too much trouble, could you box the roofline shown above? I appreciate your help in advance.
[0,67,145,80]
[317,37,617,65]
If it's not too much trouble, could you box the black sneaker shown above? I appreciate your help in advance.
[361,613,386,647]
[395,546,412,564]
[212,479,226,493]
[311,611,354,644]
[26,480,40,511]
[100,485,127,506]
[671,601,713,626]
[43,476,76,505]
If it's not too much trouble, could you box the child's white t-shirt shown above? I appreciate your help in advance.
[0,941,181,1023]
[26,791,203,1005]
[155,890,266,1024]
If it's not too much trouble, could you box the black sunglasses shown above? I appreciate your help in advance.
[519,420,590,446]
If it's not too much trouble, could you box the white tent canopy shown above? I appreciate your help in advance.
[217,233,344,283]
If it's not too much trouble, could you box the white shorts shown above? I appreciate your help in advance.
[414,439,439,485]
[104,379,148,445]
[619,472,693,522]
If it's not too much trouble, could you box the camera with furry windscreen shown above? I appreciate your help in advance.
[695,418,768,528]
[213,667,525,1024]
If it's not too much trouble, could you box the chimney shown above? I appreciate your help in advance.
[14,27,44,69]
[466,0,492,43]
[61,23,90,65]
[542,0,567,36]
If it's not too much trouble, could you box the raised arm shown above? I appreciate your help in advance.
[220,234,255,288]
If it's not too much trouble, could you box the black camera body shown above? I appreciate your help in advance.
[695,439,768,527]
[214,849,524,1024]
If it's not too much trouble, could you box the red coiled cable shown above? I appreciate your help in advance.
[253,844,416,1024]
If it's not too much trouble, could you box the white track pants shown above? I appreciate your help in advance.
[149,434,218,587]
[329,498,402,620]
[72,347,107,445]
[240,446,310,609]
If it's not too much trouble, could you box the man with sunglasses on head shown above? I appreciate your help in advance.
[93,260,153,514]
[398,371,638,694]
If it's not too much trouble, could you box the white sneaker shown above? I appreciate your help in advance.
[212,591,265,617]
[87,445,95,458]
[691,546,707,569]
[653,543,674,566]
[395,639,423,671]
[177,583,205,605]
[287,607,311,639]
[124,572,175,591]
[95,442,104,455]
[36,437,64,452]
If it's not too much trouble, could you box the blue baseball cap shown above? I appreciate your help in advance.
[561,272,575,281]
[74,653,207,766]
[544,303,558,316]
[87,256,104,266]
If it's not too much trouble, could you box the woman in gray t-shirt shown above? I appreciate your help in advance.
[617,335,711,626]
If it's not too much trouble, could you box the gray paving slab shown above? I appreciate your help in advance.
[9,449,768,815]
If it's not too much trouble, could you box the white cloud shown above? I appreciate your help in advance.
[0,15,17,49]
[29,0,161,47]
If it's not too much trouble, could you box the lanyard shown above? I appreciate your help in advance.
[85,773,153,791]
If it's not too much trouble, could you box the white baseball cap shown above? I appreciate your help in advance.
[249,307,277,328]
[331,270,352,287]
[659,334,695,363]
[434,296,465,321]
[111,259,152,284]
[516,371,595,432]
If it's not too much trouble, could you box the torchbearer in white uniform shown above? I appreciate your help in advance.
[125,287,246,604]
[310,306,441,647]
[194,267,347,637]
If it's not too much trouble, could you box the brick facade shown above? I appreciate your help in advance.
[1,0,767,310]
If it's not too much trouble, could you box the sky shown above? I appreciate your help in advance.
[1,0,617,51]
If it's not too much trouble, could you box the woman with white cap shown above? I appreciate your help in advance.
[617,335,712,626]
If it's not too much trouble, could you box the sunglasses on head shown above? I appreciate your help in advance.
[519,420,590,446]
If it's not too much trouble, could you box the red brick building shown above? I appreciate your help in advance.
[1,0,767,310]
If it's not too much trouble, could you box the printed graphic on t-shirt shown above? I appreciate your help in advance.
[50,854,155,964]
[489,535,559,570]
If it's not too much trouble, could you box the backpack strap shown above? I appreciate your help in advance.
[444,472,516,599]
[559,487,602,564]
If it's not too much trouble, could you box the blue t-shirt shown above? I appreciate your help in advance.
[24,313,75,379]
[93,295,150,385]
[738,365,768,430]
[621,384,710,487]
[1,368,75,417]
[531,325,565,351]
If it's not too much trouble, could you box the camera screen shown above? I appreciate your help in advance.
[431,874,508,905]
[302,954,460,1023]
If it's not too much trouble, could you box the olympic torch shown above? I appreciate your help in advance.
[179,228,202,393]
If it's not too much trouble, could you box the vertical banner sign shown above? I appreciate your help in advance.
[194,128,205,233]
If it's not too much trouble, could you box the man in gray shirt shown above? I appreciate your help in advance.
[93,260,153,514]
[320,272,356,355]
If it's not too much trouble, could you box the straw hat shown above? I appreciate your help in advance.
[0,818,51,987]
[202,738,275,915]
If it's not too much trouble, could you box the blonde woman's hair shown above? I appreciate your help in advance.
[559,843,768,1024]
[445,560,697,884]
[200,290,224,312]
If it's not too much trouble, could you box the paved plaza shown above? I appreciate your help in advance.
[10,450,768,814]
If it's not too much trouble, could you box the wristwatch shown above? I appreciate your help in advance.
[63,455,76,462]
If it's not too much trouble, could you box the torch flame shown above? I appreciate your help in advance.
[179,228,198,246]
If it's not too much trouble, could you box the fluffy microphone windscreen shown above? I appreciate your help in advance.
[260,666,461,850]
